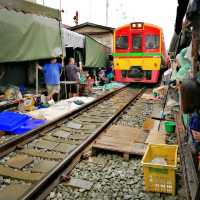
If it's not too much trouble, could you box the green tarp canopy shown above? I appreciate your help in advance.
[0,8,61,63]
[85,35,109,68]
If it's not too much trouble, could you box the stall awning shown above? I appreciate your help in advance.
[85,36,109,68]
[63,28,85,49]
[0,7,62,63]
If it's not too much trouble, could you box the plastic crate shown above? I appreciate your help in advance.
[0,111,30,132]
[141,144,178,195]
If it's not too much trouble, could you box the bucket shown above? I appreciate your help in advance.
[152,91,157,97]
[164,121,176,134]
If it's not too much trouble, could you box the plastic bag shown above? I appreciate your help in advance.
[151,157,167,165]
[80,73,86,84]
[184,42,192,62]
[4,86,22,100]
[176,48,192,81]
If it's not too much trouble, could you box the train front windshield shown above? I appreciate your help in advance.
[132,34,142,50]
[145,35,159,50]
[115,34,160,51]
[116,36,128,49]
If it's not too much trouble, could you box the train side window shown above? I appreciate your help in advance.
[116,36,128,49]
[145,35,159,49]
[132,34,142,50]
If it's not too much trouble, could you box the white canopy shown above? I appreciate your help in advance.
[63,28,85,49]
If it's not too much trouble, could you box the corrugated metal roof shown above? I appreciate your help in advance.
[70,22,114,32]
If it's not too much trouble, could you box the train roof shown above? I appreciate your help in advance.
[115,22,163,33]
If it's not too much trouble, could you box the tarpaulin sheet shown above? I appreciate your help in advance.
[85,36,108,68]
[0,8,61,63]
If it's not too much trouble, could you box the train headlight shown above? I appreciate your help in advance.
[137,23,142,28]
[131,22,143,29]
[131,23,137,28]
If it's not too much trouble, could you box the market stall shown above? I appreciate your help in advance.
[0,0,63,111]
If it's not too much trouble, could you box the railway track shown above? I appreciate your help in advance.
[0,86,143,200]
[45,90,187,200]
[0,86,128,157]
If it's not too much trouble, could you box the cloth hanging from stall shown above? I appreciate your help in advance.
[85,36,109,68]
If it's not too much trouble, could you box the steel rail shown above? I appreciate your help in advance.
[21,88,144,200]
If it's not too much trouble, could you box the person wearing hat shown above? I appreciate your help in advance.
[37,57,63,101]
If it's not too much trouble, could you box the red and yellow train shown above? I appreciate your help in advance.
[113,22,169,83]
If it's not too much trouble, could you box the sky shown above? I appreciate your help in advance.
[36,0,177,49]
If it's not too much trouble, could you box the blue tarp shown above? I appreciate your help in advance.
[0,111,46,134]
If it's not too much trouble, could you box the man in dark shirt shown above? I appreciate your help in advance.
[65,57,82,97]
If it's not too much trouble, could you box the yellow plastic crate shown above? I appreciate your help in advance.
[141,144,178,195]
